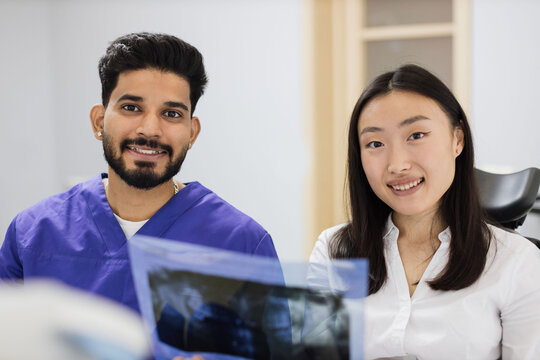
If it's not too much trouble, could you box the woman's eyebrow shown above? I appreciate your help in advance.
[399,115,429,127]
[359,126,383,136]
[359,115,429,136]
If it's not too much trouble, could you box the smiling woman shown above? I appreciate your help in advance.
[308,64,540,359]
[358,91,463,221]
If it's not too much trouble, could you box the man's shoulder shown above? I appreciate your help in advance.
[181,182,267,234]
[162,182,276,257]
[13,175,101,225]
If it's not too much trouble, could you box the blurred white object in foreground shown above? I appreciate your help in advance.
[0,280,150,360]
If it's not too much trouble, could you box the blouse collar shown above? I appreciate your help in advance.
[383,213,452,244]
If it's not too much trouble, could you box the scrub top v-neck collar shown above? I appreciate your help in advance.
[82,174,212,256]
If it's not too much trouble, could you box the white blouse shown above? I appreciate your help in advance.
[308,217,540,360]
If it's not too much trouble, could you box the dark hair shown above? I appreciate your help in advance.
[98,32,208,114]
[331,64,491,294]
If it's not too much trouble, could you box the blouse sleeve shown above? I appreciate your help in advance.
[500,240,540,359]
[307,228,334,291]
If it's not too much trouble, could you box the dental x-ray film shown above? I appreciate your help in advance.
[129,235,368,360]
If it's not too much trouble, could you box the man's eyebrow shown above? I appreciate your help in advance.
[164,101,189,112]
[116,95,189,112]
[117,94,143,102]
[359,115,430,136]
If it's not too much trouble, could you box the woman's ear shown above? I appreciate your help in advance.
[454,122,465,157]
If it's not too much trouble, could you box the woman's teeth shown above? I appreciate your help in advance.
[391,178,423,191]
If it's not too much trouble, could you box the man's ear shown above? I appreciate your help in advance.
[454,123,465,157]
[90,104,105,140]
[188,116,201,149]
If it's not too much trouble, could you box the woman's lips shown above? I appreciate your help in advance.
[388,177,424,195]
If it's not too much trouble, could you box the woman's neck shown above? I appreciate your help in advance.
[392,208,446,245]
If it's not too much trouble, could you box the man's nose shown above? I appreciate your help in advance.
[136,112,163,138]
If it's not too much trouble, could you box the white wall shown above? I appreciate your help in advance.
[471,0,540,171]
[471,0,540,238]
[0,0,307,261]
[3,0,540,254]
[0,1,56,236]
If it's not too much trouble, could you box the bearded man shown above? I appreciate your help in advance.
[0,32,279,312]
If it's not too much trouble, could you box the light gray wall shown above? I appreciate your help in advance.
[471,0,540,238]
[3,0,540,254]
[0,1,56,236]
[471,0,540,171]
[1,0,307,261]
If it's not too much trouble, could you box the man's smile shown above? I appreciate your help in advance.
[120,138,174,162]
[127,146,167,155]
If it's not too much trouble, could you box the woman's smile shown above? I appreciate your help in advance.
[388,177,425,195]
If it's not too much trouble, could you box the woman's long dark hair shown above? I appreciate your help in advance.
[330,64,491,294]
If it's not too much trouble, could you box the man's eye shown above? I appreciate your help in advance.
[367,141,383,149]
[164,110,181,118]
[409,132,426,140]
[122,104,140,112]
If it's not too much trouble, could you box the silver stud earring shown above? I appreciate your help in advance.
[97,131,102,137]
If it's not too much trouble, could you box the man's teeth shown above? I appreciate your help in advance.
[392,179,422,191]
[130,147,164,155]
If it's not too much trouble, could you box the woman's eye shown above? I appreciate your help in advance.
[164,110,181,118]
[367,141,383,149]
[121,104,140,112]
[409,132,426,140]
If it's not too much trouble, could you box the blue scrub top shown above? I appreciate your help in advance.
[0,174,279,312]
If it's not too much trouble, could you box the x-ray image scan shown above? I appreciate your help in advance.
[149,269,349,359]
[129,236,367,360]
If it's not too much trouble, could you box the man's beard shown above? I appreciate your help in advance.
[102,133,188,189]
